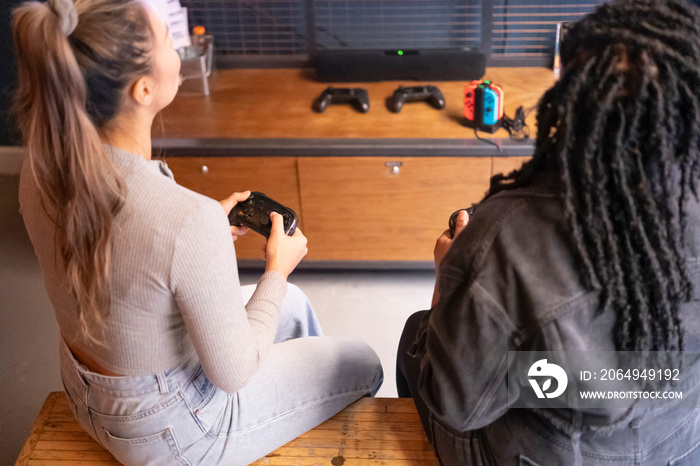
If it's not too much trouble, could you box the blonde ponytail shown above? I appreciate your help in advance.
[12,0,153,346]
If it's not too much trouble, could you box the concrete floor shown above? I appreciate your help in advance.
[0,173,435,465]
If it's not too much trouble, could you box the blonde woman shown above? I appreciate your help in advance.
[13,1,382,464]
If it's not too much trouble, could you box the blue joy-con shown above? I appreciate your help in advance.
[482,87,499,126]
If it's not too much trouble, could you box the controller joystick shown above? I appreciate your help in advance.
[389,85,446,113]
[313,87,370,113]
[448,206,475,238]
[229,191,298,238]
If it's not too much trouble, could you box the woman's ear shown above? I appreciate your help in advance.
[129,76,155,107]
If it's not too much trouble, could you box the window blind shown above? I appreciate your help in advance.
[179,0,605,67]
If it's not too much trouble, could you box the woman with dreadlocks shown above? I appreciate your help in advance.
[396,0,700,464]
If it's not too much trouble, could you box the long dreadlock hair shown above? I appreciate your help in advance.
[486,0,700,352]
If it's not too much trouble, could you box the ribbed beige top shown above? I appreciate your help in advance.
[19,146,287,393]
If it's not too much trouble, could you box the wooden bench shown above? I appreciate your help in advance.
[16,392,438,465]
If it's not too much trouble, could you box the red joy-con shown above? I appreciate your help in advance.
[464,80,479,121]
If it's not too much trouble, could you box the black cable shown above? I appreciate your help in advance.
[501,105,530,142]
[474,128,503,152]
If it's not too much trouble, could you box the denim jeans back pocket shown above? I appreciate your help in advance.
[669,440,700,466]
[90,393,202,465]
[102,427,191,466]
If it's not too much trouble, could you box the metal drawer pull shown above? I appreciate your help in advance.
[385,161,402,175]
[201,165,209,174]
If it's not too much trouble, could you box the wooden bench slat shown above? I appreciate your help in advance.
[27,461,121,466]
[298,428,431,441]
[254,459,440,466]
[41,422,92,433]
[45,412,76,421]
[17,392,438,466]
[318,411,423,423]
[34,440,109,452]
[40,432,98,442]
[337,398,418,413]
[30,450,122,461]
[285,438,433,450]
[251,446,439,461]
[304,421,429,433]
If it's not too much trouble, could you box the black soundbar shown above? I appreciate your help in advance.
[315,48,486,82]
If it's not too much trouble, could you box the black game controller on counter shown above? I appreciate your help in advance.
[229,191,298,239]
[448,206,475,238]
[313,87,370,113]
[389,85,446,113]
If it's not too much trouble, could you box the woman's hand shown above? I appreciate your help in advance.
[220,191,251,241]
[434,209,469,270]
[264,212,308,279]
[431,209,469,306]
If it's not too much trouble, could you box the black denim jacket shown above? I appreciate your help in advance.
[411,171,700,465]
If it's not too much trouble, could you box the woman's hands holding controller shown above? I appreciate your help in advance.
[431,209,469,306]
[220,191,251,241]
[264,213,308,279]
[220,190,307,279]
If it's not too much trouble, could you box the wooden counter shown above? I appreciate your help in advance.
[156,67,554,140]
[153,68,554,265]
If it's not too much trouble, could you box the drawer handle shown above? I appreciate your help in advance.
[201,165,209,174]
[385,161,402,175]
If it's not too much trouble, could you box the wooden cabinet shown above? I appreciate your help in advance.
[492,156,531,177]
[164,156,301,260]
[162,154,511,263]
[297,157,491,262]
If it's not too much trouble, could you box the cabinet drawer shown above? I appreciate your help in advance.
[298,157,491,262]
[164,156,301,260]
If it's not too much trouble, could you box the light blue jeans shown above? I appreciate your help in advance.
[60,284,384,466]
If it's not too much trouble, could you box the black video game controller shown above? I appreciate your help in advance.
[229,191,298,239]
[389,85,446,113]
[313,87,370,113]
[449,206,475,238]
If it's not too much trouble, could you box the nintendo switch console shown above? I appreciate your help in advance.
[229,191,298,238]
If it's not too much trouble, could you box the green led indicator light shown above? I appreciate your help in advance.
[484,80,491,84]
[398,50,404,56]
[478,84,485,89]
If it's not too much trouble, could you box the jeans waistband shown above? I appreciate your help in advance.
[59,338,199,398]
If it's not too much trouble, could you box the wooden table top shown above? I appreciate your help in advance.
[155,67,556,141]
